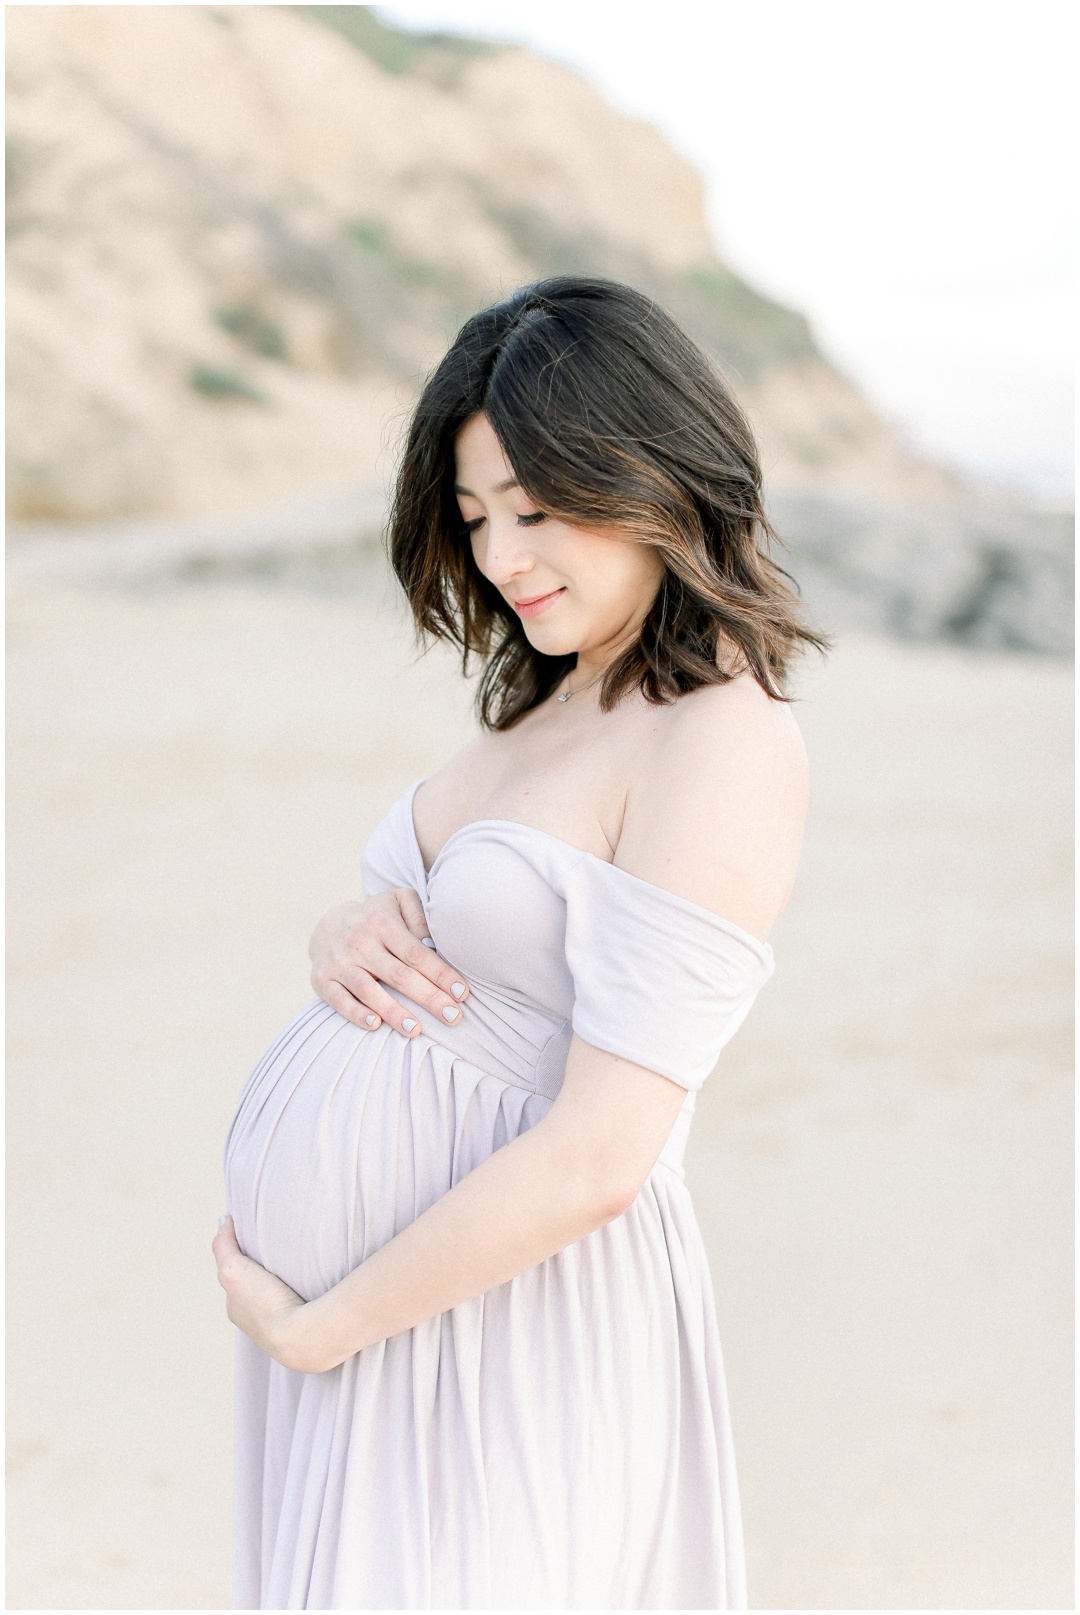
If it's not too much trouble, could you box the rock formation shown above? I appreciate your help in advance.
[5,4,1071,652]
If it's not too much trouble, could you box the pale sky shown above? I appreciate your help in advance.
[382,0,1075,502]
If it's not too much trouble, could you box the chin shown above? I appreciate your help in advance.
[520,618,580,657]
[524,631,582,660]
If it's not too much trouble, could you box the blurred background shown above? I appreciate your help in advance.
[6,3,1073,1608]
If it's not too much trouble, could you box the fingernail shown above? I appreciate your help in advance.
[451,982,467,999]
[421,937,437,950]
[402,1018,418,1033]
[218,1215,228,1228]
[365,1014,379,1027]
[441,1005,460,1023]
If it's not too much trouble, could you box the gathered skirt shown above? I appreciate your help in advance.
[224,999,746,1609]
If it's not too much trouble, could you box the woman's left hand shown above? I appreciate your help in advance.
[213,1216,312,1370]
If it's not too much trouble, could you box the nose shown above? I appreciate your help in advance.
[474,517,536,588]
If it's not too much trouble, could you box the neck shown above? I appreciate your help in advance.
[572,587,660,684]
[571,657,606,684]
[572,631,634,686]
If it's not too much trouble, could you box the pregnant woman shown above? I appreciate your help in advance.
[214,276,821,1610]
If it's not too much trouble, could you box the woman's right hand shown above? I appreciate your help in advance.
[309,889,470,1037]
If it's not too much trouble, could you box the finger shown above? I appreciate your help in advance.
[322,951,466,1029]
[344,904,468,1006]
[325,965,419,1033]
[395,886,432,941]
[381,930,470,1007]
[321,978,383,1032]
[213,1216,243,1281]
[371,951,470,1026]
[332,967,432,1038]
[327,956,448,1032]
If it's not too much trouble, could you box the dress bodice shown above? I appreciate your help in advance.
[361,781,774,1135]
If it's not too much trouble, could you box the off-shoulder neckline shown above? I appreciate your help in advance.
[404,778,774,963]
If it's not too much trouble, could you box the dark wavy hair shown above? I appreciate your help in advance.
[389,276,825,730]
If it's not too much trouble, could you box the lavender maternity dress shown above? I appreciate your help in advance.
[224,779,773,1610]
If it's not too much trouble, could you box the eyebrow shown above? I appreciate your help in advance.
[453,477,520,497]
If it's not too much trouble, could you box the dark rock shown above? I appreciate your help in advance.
[771,490,1074,657]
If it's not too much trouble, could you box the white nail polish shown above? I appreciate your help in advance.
[451,982,467,999]
[421,937,437,950]
[402,1018,418,1033]
[365,1014,378,1027]
[218,1215,228,1228]
[441,1005,460,1023]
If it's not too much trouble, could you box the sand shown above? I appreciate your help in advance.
[6,541,1073,1609]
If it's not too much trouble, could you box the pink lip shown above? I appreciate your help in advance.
[511,587,566,619]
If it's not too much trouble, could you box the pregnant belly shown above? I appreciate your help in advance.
[223,999,551,1301]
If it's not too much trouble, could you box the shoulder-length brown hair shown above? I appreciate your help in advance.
[389,276,825,730]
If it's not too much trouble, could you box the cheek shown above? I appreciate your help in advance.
[592,547,662,616]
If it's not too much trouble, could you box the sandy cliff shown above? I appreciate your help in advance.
[6,3,944,521]
[5,5,1071,654]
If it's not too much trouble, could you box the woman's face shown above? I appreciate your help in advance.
[454,412,664,670]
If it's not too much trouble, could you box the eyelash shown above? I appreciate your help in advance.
[462,512,547,534]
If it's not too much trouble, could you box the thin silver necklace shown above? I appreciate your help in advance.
[557,667,604,703]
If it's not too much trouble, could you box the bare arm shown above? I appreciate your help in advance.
[214,1035,688,1372]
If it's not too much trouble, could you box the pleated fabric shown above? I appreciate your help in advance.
[224,781,774,1609]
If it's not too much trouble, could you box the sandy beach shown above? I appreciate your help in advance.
[6,542,1073,1609]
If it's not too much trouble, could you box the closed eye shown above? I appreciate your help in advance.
[460,511,546,535]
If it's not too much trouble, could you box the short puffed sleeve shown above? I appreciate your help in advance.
[558,855,775,1090]
[361,790,427,898]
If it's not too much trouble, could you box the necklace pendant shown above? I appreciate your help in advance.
[558,690,572,702]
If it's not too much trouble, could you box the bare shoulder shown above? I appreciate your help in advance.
[615,674,809,938]
[661,671,806,769]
